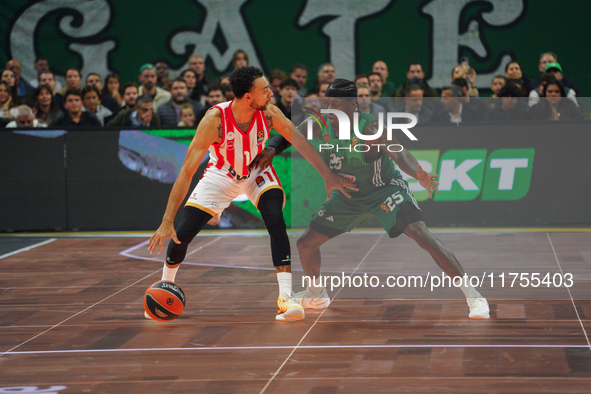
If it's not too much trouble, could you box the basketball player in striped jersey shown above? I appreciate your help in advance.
[148,66,356,321]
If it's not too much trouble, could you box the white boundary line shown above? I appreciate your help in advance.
[259,235,383,394]
[546,233,591,352]
[3,343,589,356]
[0,268,162,358]
[0,238,56,260]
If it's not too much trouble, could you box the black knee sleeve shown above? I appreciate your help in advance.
[166,206,212,267]
[258,189,291,267]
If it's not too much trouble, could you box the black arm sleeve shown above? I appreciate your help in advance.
[266,135,292,155]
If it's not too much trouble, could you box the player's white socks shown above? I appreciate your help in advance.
[459,279,482,299]
[277,272,292,296]
[162,262,179,282]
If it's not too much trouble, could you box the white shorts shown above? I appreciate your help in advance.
[185,164,284,219]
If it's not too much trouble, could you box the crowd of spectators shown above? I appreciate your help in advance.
[0,50,587,129]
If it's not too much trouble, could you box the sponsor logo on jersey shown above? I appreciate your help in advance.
[227,131,235,140]
[227,139,235,150]
[323,133,331,142]
[326,216,334,222]
[318,209,325,217]
[256,175,265,187]
[257,129,265,143]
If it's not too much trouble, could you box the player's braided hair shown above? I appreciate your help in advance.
[325,78,359,112]
[229,66,264,98]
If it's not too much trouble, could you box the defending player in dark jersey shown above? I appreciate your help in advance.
[255,78,489,319]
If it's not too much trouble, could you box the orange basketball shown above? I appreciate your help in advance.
[144,280,186,322]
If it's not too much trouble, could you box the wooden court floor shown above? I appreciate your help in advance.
[0,231,590,393]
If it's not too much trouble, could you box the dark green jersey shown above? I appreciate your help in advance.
[319,111,402,195]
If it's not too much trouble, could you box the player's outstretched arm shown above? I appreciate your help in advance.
[265,105,358,199]
[363,120,439,199]
[148,110,221,254]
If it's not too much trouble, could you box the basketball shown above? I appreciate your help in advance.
[143,280,186,322]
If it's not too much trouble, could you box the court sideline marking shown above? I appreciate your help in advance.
[0,268,162,358]
[547,233,591,352]
[259,235,383,394]
[3,343,589,356]
[0,238,56,260]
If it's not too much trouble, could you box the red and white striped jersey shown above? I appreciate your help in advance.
[207,100,270,179]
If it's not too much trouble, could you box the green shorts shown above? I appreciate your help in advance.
[310,178,422,238]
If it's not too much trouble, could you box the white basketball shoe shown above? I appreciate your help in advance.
[293,287,331,309]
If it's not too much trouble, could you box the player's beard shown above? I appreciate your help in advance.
[250,101,269,111]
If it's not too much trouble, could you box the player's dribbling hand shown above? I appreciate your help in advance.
[148,221,181,255]
[417,165,439,199]
[248,147,275,171]
[325,172,358,199]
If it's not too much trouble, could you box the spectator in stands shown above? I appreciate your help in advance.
[452,77,488,115]
[451,64,479,96]
[275,78,298,119]
[0,81,16,118]
[29,57,50,89]
[317,63,336,87]
[544,62,577,97]
[395,62,437,99]
[138,63,171,112]
[528,74,576,108]
[121,82,139,110]
[357,84,385,120]
[156,77,203,127]
[317,82,330,98]
[82,85,113,126]
[189,55,216,102]
[178,103,196,127]
[354,74,369,87]
[372,60,396,97]
[394,84,433,124]
[486,75,508,108]
[368,72,394,111]
[107,95,160,127]
[290,64,308,97]
[269,69,288,97]
[532,52,577,92]
[6,60,34,97]
[56,68,82,107]
[487,83,529,122]
[433,86,484,124]
[6,105,46,128]
[85,73,119,115]
[529,78,583,122]
[232,50,249,69]
[304,93,322,112]
[195,85,225,124]
[1,69,18,104]
[50,89,101,127]
[181,69,198,97]
[33,85,60,126]
[39,71,58,93]
[155,61,171,91]
[105,73,123,107]
[504,61,531,95]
